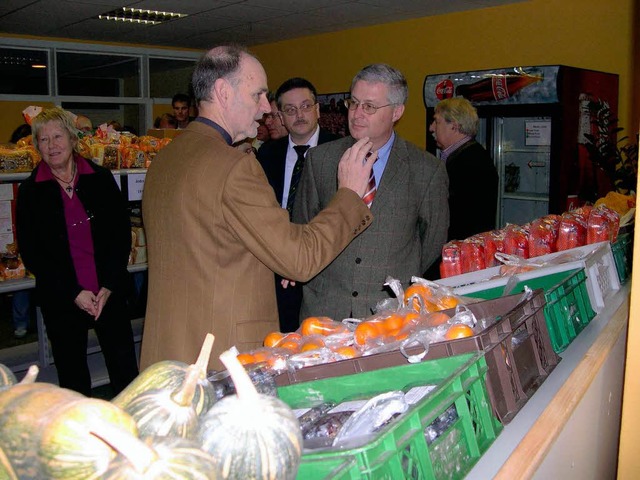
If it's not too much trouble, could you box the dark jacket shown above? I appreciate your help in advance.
[446,139,499,241]
[257,129,340,204]
[16,155,132,309]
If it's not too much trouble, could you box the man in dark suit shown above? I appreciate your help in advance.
[429,97,498,242]
[258,77,339,332]
[293,64,449,321]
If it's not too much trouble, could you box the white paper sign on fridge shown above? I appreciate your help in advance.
[525,121,552,146]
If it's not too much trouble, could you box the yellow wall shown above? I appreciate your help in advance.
[252,0,636,147]
[1,0,634,145]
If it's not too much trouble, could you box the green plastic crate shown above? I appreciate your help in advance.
[612,233,633,283]
[296,456,361,480]
[465,268,595,353]
[279,353,502,480]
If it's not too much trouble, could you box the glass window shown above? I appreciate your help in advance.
[62,102,145,137]
[149,57,196,98]
[56,52,140,97]
[0,47,48,95]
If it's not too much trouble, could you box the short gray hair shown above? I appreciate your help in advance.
[351,64,408,105]
[192,44,254,104]
[434,97,479,137]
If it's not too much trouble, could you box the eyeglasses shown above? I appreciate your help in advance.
[345,99,394,115]
[280,102,317,117]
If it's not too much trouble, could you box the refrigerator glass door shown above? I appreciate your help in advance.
[494,116,551,227]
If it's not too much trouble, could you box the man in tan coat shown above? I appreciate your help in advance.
[140,45,375,371]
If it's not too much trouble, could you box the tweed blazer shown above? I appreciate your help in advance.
[293,134,449,320]
[139,121,372,371]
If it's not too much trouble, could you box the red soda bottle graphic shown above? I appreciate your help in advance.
[455,72,543,102]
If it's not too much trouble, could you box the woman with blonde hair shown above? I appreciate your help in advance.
[16,107,138,396]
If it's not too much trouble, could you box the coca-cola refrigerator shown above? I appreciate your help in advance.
[423,65,619,227]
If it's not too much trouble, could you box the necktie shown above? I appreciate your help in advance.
[362,168,377,207]
[287,145,309,215]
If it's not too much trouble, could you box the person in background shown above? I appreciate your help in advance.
[75,114,93,133]
[172,93,194,129]
[253,118,270,151]
[430,97,498,241]
[263,92,288,141]
[154,113,178,129]
[16,107,139,396]
[139,45,374,372]
[257,77,339,332]
[293,63,449,321]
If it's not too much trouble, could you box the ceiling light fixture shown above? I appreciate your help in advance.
[97,7,187,26]
[31,64,47,69]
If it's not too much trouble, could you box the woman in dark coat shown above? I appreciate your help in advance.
[16,107,138,396]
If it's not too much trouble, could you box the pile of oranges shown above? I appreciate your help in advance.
[235,282,475,368]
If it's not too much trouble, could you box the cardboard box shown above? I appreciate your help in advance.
[146,129,183,139]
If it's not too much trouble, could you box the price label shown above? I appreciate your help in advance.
[127,173,146,201]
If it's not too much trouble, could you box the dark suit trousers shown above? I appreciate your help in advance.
[275,273,303,332]
[41,292,139,396]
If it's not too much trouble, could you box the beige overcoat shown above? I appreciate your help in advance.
[139,121,372,371]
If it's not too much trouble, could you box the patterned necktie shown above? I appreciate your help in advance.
[287,145,309,215]
[362,168,377,207]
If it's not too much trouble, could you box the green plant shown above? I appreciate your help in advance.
[583,98,638,195]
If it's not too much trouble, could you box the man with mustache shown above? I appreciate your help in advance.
[293,64,449,321]
[257,77,339,332]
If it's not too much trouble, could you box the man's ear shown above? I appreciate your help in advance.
[392,104,405,123]
[213,77,230,105]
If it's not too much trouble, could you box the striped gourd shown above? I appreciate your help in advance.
[113,334,216,416]
[198,349,303,480]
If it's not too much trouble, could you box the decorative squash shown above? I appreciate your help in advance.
[92,423,218,480]
[113,334,216,416]
[0,364,38,391]
[40,399,139,479]
[0,445,18,480]
[198,349,303,480]
[122,335,214,439]
[0,383,138,479]
[0,363,16,388]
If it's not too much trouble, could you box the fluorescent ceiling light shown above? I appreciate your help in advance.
[97,7,187,26]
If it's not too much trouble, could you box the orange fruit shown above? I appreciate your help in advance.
[403,311,420,326]
[278,333,302,352]
[236,353,255,365]
[333,345,359,358]
[404,284,433,311]
[444,324,474,340]
[263,331,284,348]
[300,338,325,352]
[354,321,383,345]
[300,316,335,336]
[438,295,460,310]
[252,350,269,363]
[426,312,451,327]
[382,314,405,334]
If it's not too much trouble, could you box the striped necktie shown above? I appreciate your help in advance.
[362,168,377,207]
[287,145,309,215]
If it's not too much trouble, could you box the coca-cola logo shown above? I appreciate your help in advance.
[435,79,454,100]
[491,75,510,100]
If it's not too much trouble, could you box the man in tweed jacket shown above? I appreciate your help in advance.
[293,64,449,320]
